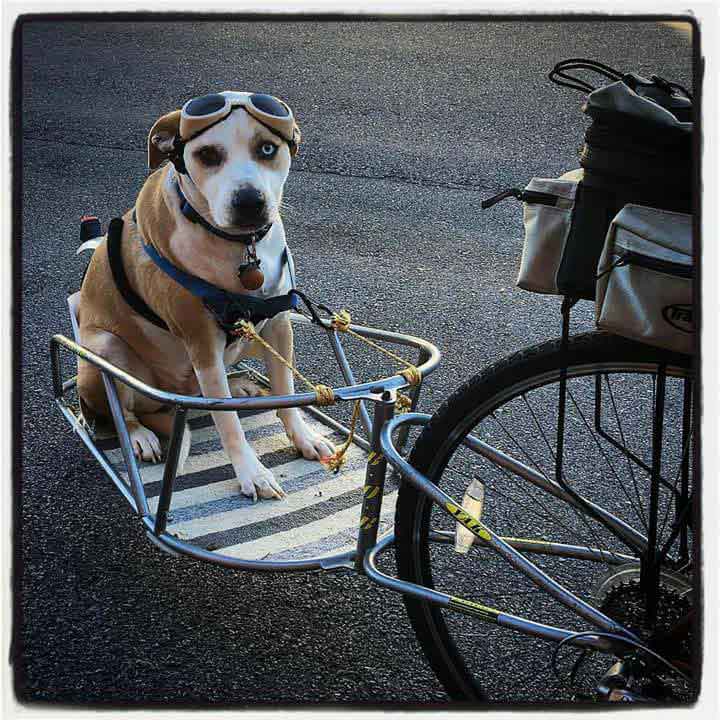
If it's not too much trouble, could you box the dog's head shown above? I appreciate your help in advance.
[147,92,301,232]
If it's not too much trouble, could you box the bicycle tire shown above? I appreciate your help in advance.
[394,331,694,702]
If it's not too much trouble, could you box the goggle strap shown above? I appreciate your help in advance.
[170,134,188,174]
[181,104,240,145]
[170,102,296,170]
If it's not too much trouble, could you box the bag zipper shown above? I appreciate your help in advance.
[481,188,522,209]
[611,250,693,279]
[481,188,561,209]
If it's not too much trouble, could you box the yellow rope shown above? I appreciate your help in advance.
[320,400,362,473]
[331,310,422,386]
[231,320,335,406]
[234,308,422,476]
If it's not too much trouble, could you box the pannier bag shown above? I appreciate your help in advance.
[491,173,581,294]
[483,59,693,301]
[596,204,694,355]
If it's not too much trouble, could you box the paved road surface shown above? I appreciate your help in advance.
[16,17,693,705]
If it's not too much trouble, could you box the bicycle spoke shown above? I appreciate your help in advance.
[443,431,628,577]
[603,373,648,523]
[522,393,557,459]
[566,387,649,532]
[484,378,638,566]
[658,425,695,544]
[446,465,591,558]
[490,411,550,477]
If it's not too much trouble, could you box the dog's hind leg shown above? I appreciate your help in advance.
[138,411,192,474]
[77,328,166,463]
[228,374,269,398]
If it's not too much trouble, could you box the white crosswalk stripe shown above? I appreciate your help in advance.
[167,467,368,539]
[110,419,337,484]
[220,492,398,561]
[106,410,284,467]
[102,406,383,563]
[148,446,366,512]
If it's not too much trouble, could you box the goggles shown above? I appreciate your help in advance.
[177,91,300,157]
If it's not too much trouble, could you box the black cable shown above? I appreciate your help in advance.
[555,58,625,79]
[289,289,325,325]
[550,630,692,687]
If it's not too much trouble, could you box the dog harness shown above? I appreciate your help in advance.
[106,217,298,340]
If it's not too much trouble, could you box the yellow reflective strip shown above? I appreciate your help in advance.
[363,485,380,499]
[367,451,383,465]
[449,596,500,622]
[445,502,491,541]
[502,536,553,550]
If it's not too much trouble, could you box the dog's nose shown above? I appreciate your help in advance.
[231,186,266,222]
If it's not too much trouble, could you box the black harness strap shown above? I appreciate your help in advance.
[106,218,170,331]
[106,216,297,344]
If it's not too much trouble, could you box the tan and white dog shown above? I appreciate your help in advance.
[77,92,334,502]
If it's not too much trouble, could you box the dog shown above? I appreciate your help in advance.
[77,91,334,502]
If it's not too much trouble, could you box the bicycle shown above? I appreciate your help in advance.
[387,317,697,702]
[51,62,701,701]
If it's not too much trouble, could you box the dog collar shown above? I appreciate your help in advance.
[175,182,272,245]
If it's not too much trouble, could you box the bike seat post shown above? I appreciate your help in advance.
[354,391,396,573]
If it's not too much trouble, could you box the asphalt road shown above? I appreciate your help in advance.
[16,17,693,706]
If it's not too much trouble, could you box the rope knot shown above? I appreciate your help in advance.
[313,384,335,407]
[231,319,257,341]
[400,366,422,386]
[395,392,413,413]
[331,310,352,333]
[320,451,348,474]
[320,400,361,475]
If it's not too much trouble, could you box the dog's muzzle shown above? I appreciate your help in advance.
[230,185,267,226]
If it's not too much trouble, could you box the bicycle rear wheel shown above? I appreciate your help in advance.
[395,332,696,702]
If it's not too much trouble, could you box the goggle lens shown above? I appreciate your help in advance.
[184,93,228,117]
[250,93,290,118]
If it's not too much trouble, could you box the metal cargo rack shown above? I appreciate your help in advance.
[50,311,441,573]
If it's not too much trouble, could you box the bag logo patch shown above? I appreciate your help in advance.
[662,304,694,333]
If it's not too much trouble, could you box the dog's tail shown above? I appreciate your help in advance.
[77,214,105,255]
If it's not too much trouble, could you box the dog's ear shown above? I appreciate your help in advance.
[290,121,301,157]
[147,110,181,170]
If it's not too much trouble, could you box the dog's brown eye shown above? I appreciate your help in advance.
[194,146,224,167]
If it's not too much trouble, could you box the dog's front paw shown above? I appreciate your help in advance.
[285,421,335,461]
[236,450,286,503]
[128,422,162,463]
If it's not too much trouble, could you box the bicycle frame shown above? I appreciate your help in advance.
[371,410,644,654]
[50,312,645,659]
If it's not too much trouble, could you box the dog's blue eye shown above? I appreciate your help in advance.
[259,142,278,158]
